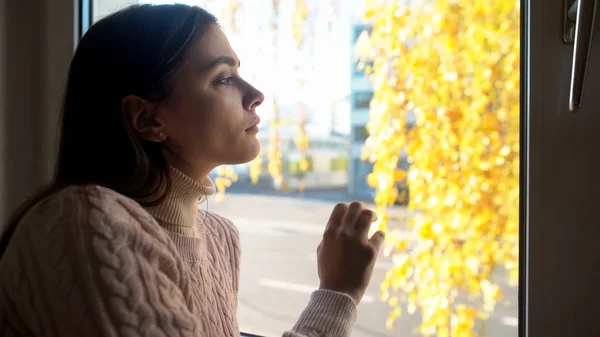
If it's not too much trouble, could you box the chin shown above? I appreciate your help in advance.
[227,138,261,164]
[243,140,261,163]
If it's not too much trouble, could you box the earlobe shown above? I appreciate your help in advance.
[122,95,165,142]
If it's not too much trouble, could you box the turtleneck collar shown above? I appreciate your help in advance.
[144,166,215,237]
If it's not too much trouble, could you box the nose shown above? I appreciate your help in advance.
[243,82,264,111]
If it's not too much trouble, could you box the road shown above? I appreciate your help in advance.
[206,193,518,337]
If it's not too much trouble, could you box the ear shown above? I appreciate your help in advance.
[122,95,166,142]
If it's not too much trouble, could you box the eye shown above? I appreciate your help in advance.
[216,76,234,85]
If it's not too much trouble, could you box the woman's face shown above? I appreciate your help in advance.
[156,24,264,178]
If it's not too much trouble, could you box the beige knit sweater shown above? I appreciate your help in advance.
[0,168,357,336]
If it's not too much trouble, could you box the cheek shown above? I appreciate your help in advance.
[162,100,213,150]
[203,95,244,132]
[165,85,247,153]
[175,89,223,127]
[175,97,240,145]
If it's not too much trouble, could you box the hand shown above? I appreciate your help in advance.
[317,202,386,305]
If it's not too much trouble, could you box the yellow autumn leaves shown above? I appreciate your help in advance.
[214,166,238,204]
[293,0,309,49]
[359,0,519,335]
[292,0,311,192]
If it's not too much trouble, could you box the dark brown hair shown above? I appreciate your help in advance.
[0,4,218,258]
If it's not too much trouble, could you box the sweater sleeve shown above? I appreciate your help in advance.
[283,289,357,337]
[0,186,203,337]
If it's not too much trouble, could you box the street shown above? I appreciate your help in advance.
[206,193,519,337]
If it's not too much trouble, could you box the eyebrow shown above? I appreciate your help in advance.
[204,56,240,72]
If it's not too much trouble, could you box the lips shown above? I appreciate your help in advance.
[245,117,260,131]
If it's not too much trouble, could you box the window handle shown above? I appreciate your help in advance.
[566,0,598,112]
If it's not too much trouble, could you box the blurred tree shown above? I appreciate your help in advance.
[214,166,238,204]
[220,0,287,199]
[222,0,242,32]
[264,0,285,190]
[292,0,312,193]
[357,0,520,335]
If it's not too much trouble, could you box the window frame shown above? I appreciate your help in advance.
[518,0,528,336]
[79,0,92,38]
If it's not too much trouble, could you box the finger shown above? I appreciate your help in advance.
[326,203,347,231]
[342,201,365,234]
[369,230,386,251]
[355,209,378,239]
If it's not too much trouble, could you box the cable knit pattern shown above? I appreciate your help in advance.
[0,169,357,337]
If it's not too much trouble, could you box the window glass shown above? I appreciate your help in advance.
[91,1,520,336]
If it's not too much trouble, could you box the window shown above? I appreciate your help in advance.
[353,126,369,142]
[283,156,313,177]
[352,91,373,110]
[89,1,520,337]
[329,157,348,171]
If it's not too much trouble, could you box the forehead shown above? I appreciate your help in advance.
[188,24,238,68]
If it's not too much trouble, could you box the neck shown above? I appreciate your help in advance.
[143,166,215,237]
[160,149,216,182]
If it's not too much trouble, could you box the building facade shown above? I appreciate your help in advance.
[348,22,374,198]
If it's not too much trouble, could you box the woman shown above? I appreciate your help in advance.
[0,4,385,336]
